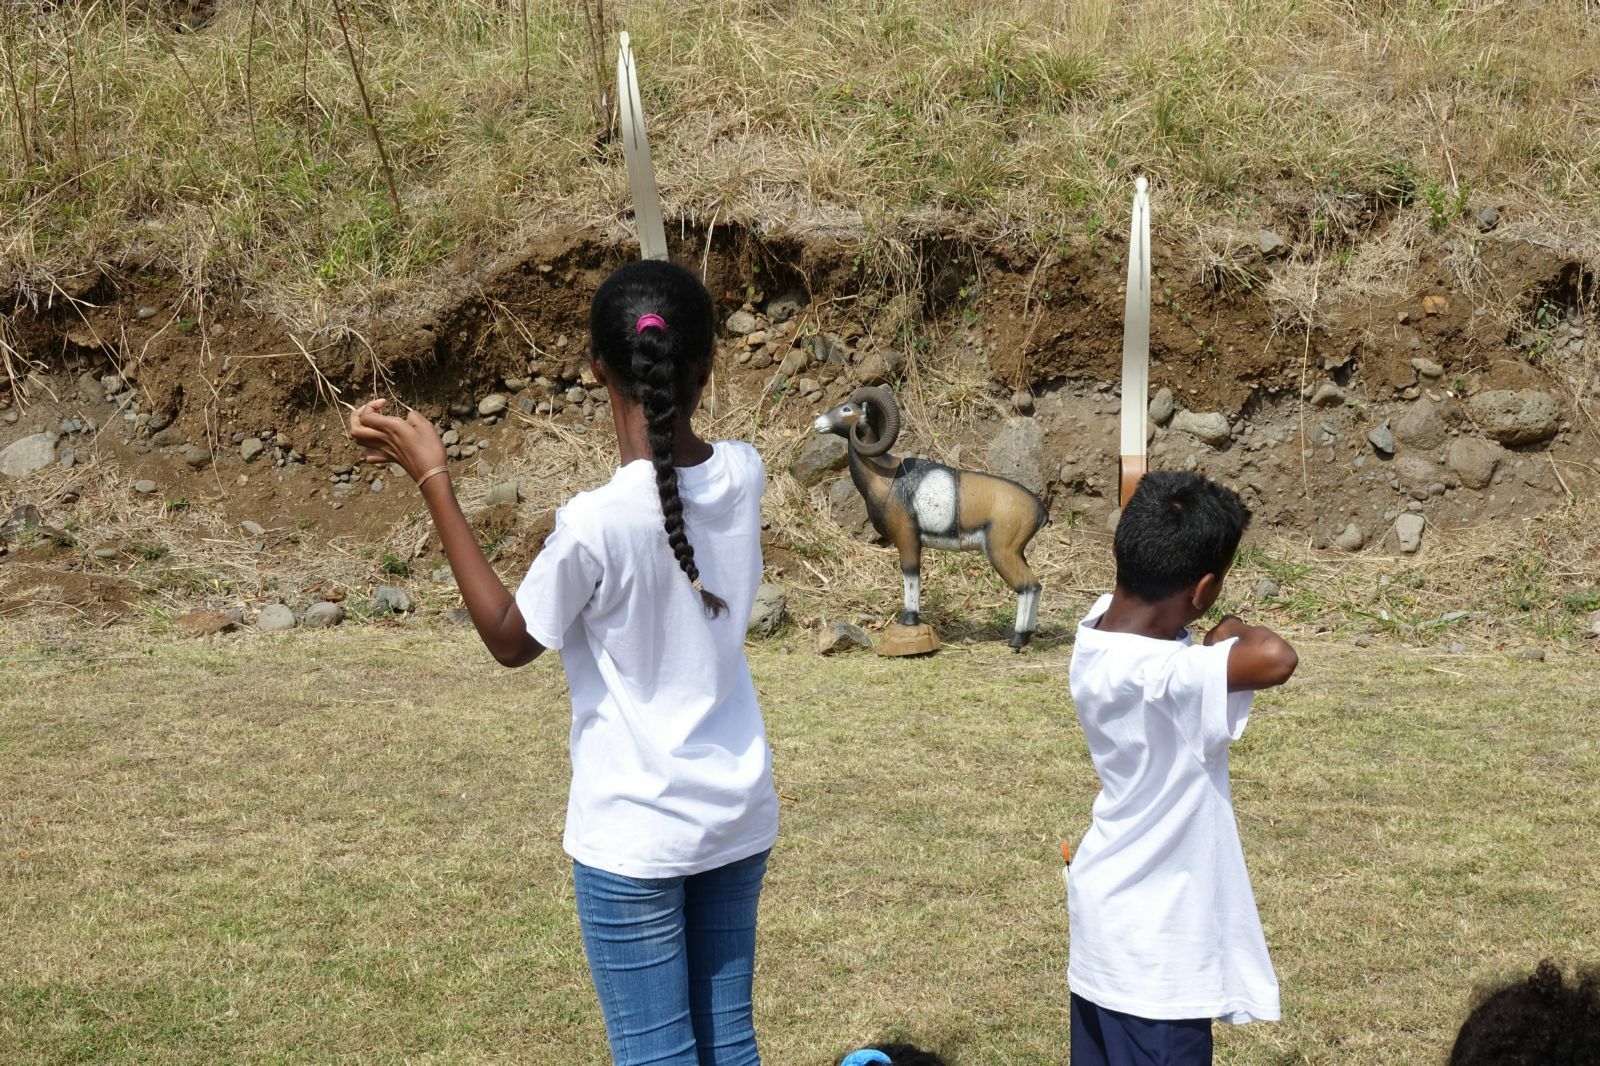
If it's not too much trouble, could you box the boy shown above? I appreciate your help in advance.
[1067,471,1298,1065]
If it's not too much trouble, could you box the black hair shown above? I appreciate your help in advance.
[1449,960,1600,1065]
[589,259,727,617]
[1113,471,1251,602]
[835,1044,949,1066]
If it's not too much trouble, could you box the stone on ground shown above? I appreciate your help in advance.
[0,434,58,478]
[257,604,296,632]
[1395,513,1425,554]
[747,583,788,638]
[304,601,345,628]
[1170,410,1232,447]
[1466,389,1560,446]
[985,417,1049,495]
[1447,437,1502,490]
[789,434,849,487]
[372,586,413,615]
[816,620,873,655]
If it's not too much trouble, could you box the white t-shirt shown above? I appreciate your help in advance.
[513,440,778,879]
[1066,594,1279,1025]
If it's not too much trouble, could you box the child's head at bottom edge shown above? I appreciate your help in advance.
[1448,959,1600,1066]
[836,1043,949,1066]
[1114,470,1251,617]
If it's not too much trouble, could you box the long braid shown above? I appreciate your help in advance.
[632,328,728,619]
[592,260,727,618]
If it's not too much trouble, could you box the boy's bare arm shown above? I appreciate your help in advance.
[1204,615,1298,692]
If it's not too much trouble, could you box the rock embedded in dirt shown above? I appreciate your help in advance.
[1477,206,1500,232]
[1367,424,1397,456]
[180,444,211,470]
[1334,523,1366,551]
[240,437,265,462]
[1309,383,1346,408]
[1170,410,1232,448]
[827,476,872,535]
[1466,389,1560,446]
[1512,646,1546,662]
[789,433,849,487]
[372,586,412,616]
[1422,294,1449,316]
[1393,398,1447,449]
[0,434,59,478]
[1585,610,1600,640]
[242,521,265,537]
[986,417,1049,495]
[725,310,758,335]
[1011,390,1035,416]
[133,479,157,494]
[478,393,508,417]
[763,290,808,324]
[257,604,296,632]
[486,481,520,507]
[852,348,904,387]
[1394,513,1425,554]
[778,350,807,379]
[1149,387,1175,426]
[1255,578,1281,600]
[816,619,873,655]
[1410,357,1444,379]
[1257,230,1289,259]
[1447,437,1502,490]
[304,601,345,628]
[370,479,385,493]
[747,583,788,638]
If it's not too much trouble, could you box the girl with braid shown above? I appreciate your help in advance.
[349,259,777,1066]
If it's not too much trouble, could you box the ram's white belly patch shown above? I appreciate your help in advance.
[912,469,958,535]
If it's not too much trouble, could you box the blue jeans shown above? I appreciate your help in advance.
[573,849,770,1066]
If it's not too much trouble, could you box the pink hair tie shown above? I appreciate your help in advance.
[635,313,668,334]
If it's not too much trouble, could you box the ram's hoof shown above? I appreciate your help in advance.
[1008,630,1034,650]
[899,611,920,627]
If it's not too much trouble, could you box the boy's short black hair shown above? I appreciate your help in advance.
[1114,471,1251,601]
[1449,959,1600,1065]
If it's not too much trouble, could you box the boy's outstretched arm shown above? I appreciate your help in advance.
[348,399,544,668]
[1204,615,1298,692]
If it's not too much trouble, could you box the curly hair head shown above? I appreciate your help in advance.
[1449,959,1600,1066]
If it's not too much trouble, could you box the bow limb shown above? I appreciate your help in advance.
[1118,176,1151,507]
[617,32,669,261]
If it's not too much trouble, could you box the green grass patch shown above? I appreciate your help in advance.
[2,632,1596,1062]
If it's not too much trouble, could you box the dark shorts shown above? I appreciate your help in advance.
[1070,993,1213,1066]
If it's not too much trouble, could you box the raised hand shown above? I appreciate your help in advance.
[347,398,448,484]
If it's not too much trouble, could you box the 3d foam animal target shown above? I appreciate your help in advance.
[813,387,1048,651]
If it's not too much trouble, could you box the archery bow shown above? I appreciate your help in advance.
[1118,176,1151,507]
[616,32,668,262]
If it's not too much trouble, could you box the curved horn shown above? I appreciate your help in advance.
[847,386,901,457]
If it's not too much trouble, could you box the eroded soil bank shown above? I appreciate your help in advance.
[2,221,1596,628]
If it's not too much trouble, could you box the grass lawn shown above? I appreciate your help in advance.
[2,630,1597,1063]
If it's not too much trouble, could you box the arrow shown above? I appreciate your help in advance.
[1119,176,1151,506]
[617,32,668,261]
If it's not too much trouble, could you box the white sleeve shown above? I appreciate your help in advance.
[513,515,602,650]
[1156,640,1253,762]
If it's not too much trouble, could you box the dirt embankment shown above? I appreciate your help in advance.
[2,220,1596,624]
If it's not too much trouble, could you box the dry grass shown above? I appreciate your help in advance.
[3,1,1599,324]
[1,632,1596,1063]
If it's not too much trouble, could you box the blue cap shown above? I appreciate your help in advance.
[840,1052,893,1066]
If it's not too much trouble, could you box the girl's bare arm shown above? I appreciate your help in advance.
[348,399,543,668]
